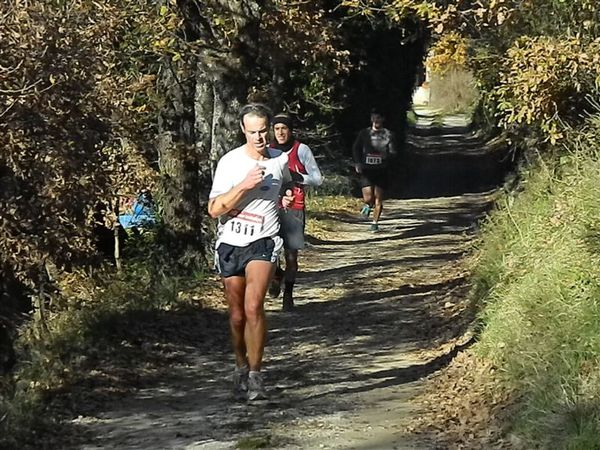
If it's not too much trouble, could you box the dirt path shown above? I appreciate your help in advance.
[64,112,501,450]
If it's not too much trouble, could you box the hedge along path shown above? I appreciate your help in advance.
[70,111,499,450]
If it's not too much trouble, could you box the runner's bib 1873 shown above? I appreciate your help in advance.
[365,153,383,165]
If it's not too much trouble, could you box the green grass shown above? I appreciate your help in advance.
[471,122,600,448]
[312,172,355,196]
[406,109,418,126]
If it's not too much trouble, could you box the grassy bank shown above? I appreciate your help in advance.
[429,68,479,115]
[471,117,600,447]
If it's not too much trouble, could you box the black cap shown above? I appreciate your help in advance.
[272,113,293,129]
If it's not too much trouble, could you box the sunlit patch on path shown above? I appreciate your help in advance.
[71,111,504,449]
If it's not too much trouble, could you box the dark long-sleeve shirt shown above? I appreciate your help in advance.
[352,127,396,168]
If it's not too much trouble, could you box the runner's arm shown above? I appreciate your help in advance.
[352,131,364,164]
[297,144,323,187]
[352,130,365,173]
[280,165,294,194]
[388,130,397,157]
[279,165,294,208]
[208,165,263,218]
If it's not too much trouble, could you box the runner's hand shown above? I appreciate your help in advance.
[240,165,264,191]
[281,189,294,209]
[355,163,363,174]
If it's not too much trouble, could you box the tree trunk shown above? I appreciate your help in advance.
[113,197,122,272]
[157,54,206,271]
[157,0,263,266]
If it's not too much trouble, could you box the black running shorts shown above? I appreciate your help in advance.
[215,237,279,278]
[360,167,389,190]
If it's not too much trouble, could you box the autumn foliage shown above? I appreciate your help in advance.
[0,1,161,290]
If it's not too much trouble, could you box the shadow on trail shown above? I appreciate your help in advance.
[297,251,464,281]
[306,197,491,247]
[298,337,475,401]
[52,275,472,449]
[388,124,514,200]
[52,114,508,450]
[55,239,476,450]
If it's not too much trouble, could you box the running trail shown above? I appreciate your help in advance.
[60,110,507,450]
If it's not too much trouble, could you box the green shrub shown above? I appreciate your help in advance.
[472,121,600,447]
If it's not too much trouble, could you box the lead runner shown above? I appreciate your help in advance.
[208,103,293,401]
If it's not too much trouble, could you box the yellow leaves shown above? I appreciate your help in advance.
[493,36,600,142]
[261,1,351,75]
[0,0,161,290]
[427,32,469,75]
[340,0,442,25]
[152,37,174,51]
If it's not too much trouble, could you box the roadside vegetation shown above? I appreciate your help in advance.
[409,0,600,447]
[418,109,600,449]
[0,233,216,448]
[473,117,600,447]
[428,68,478,116]
[3,0,600,448]
[426,32,479,115]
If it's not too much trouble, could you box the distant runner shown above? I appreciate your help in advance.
[268,113,323,311]
[208,103,293,402]
[352,108,397,231]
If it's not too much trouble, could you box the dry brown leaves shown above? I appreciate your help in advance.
[408,350,519,449]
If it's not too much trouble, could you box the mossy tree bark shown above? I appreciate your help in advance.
[157,0,262,269]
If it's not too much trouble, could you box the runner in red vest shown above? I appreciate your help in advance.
[268,113,323,311]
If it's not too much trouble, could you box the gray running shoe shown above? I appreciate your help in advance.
[370,223,379,232]
[247,371,267,401]
[232,366,249,400]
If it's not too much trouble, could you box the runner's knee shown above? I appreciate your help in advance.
[229,307,245,328]
[244,301,265,321]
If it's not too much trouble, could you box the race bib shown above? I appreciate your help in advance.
[365,153,383,165]
[227,210,264,237]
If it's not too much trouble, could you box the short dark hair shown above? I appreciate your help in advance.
[239,103,272,128]
[370,107,384,117]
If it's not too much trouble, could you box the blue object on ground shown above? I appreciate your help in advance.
[118,193,157,229]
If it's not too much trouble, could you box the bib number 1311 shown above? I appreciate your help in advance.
[230,220,255,236]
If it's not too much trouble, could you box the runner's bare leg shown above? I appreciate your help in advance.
[243,260,273,371]
[373,186,384,223]
[222,276,248,368]
[361,186,375,208]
